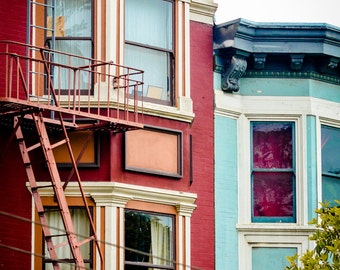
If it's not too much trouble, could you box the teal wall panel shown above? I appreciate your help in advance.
[252,247,297,270]
[215,115,238,270]
[233,78,340,103]
[306,115,318,220]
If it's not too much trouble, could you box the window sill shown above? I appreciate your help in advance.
[236,223,315,234]
[142,96,195,123]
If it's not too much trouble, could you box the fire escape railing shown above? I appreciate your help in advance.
[0,40,144,129]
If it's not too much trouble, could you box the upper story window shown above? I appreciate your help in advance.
[45,0,93,90]
[125,209,175,269]
[251,121,296,223]
[321,125,340,206]
[124,0,174,106]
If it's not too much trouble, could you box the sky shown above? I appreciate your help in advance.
[214,0,340,28]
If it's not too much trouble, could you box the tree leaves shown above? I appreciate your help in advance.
[285,201,340,270]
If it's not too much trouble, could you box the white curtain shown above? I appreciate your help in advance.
[125,0,173,50]
[46,0,92,91]
[124,0,173,100]
[45,208,90,270]
[149,216,173,268]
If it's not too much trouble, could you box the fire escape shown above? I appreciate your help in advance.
[0,39,143,269]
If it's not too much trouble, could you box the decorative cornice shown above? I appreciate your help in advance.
[213,19,340,91]
[244,70,340,85]
[190,0,218,25]
[221,55,247,92]
[26,182,197,216]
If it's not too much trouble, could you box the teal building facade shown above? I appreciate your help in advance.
[213,19,340,269]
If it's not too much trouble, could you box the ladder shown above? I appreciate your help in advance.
[27,0,56,49]
[14,111,103,270]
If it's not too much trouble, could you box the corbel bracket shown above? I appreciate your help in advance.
[253,53,267,69]
[290,54,304,70]
[221,55,247,92]
[328,57,340,69]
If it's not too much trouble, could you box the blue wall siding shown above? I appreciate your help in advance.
[215,115,238,269]
[252,247,297,270]
[237,78,340,103]
[306,115,318,221]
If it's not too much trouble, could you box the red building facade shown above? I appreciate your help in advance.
[0,1,216,269]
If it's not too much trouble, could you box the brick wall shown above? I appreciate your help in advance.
[190,21,215,270]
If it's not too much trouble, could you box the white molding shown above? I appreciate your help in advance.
[189,0,217,25]
[238,228,315,270]
[142,98,195,123]
[215,91,340,121]
[26,181,197,215]
[237,115,303,225]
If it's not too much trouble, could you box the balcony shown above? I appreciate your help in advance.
[0,40,144,132]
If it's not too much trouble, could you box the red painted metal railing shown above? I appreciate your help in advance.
[0,40,144,130]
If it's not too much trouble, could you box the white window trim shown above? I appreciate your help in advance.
[27,181,197,270]
[237,228,315,270]
[103,0,196,123]
[238,114,304,226]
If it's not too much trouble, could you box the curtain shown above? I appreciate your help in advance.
[125,0,173,50]
[45,208,90,270]
[252,122,294,218]
[46,0,92,91]
[149,216,172,268]
[124,0,173,101]
[124,44,169,98]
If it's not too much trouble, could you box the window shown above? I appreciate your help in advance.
[125,210,174,269]
[43,207,93,270]
[321,125,340,206]
[124,0,174,105]
[45,0,93,91]
[251,122,296,222]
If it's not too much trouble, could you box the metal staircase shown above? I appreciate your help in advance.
[0,40,144,269]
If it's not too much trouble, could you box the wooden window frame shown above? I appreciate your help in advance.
[124,126,183,178]
[34,197,96,270]
[250,121,296,223]
[124,0,175,106]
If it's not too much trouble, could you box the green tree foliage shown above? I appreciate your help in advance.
[285,200,340,270]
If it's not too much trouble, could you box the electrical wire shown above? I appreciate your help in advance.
[0,210,203,270]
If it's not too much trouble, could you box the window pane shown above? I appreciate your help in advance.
[252,122,293,169]
[124,44,170,101]
[52,40,92,90]
[322,125,340,205]
[125,0,173,50]
[322,125,340,175]
[125,210,174,268]
[44,208,91,270]
[253,172,294,217]
[322,175,340,205]
[47,0,92,37]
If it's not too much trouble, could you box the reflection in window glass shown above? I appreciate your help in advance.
[125,210,174,269]
[321,125,340,205]
[251,122,295,222]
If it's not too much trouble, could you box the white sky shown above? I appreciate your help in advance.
[214,0,340,28]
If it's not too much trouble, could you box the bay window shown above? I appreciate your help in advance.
[125,209,174,269]
[251,121,296,222]
[321,125,340,206]
[124,0,174,105]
